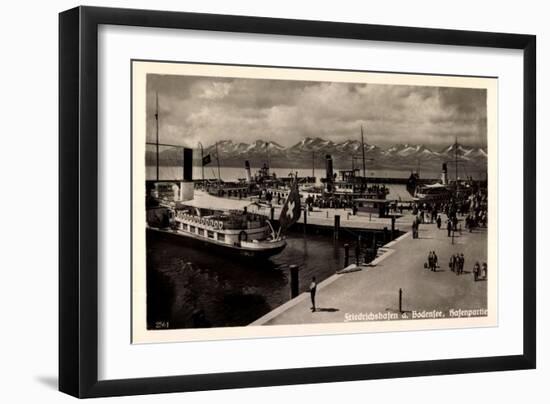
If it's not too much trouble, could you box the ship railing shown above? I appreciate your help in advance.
[175,212,225,230]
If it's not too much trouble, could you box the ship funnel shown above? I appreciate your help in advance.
[441,163,448,185]
[325,154,334,192]
[180,147,194,201]
[245,160,252,183]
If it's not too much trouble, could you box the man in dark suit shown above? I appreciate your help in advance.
[310,277,317,312]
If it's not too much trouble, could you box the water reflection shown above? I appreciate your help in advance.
[146,230,351,329]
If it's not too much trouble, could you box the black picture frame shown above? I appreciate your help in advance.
[59,6,536,398]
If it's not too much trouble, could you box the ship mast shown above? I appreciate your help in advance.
[198,142,204,184]
[454,136,459,202]
[266,141,270,170]
[361,125,366,178]
[215,141,221,183]
[312,151,315,178]
[455,136,458,184]
[155,92,159,181]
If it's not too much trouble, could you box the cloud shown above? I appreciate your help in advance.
[145,74,487,148]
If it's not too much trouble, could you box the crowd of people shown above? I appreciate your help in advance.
[260,190,359,211]
[426,251,439,271]
[449,253,465,275]
[304,194,355,210]
[259,183,391,213]
[424,250,488,282]
[259,189,283,205]
[410,190,488,238]
[364,184,388,196]
[473,262,488,281]
[414,191,488,284]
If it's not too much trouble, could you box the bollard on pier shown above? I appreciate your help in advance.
[334,215,340,240]
[290,265,299,299]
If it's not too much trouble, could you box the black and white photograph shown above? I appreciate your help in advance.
[132,61,497,343]
[1,0,542,401]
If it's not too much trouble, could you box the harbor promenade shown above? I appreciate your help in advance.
[188,190,413,231]
[254,204,411,231]
[251,216,488,326]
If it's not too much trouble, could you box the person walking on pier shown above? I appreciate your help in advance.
[433,251,438,271]
[459,253,465,275]
[473,262,481,281]
[427,251,433,271]
[436,214,442,230]
[482,262,488,280]
[310,276,317,312]
[449,254,456,272]
[453,254,458,274]
[447,219,452,237]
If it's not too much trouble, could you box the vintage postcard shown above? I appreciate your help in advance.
[131,60,497,343]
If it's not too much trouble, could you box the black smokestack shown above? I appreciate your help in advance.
[441,163,448,185]
[325,154,334,192]
[245,160,252,183]
[183,147,193,181]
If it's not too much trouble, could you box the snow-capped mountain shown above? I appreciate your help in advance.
[147,137,487,169]
[208,140,249,155]
[438,143,486,161]
[471,148,488,158]
[335,139,362,153]
[383,144,438,157]
[289,137,336,152]
[201,139,286,158]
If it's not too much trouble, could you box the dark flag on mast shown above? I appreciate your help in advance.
[278,180,301,234]
[202,154,212,166]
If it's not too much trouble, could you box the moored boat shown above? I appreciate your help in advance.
[147,205,286,259]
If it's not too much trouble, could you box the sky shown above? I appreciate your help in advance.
[145,73,488,149]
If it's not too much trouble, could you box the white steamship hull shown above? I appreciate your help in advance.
[147,226,287,259]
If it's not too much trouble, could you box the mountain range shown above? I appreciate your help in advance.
[146,137,487,171]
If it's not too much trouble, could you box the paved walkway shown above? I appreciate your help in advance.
[252,217,488,326]
[257,205,413,231]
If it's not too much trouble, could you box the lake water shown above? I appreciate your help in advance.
[146,229,382,329]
